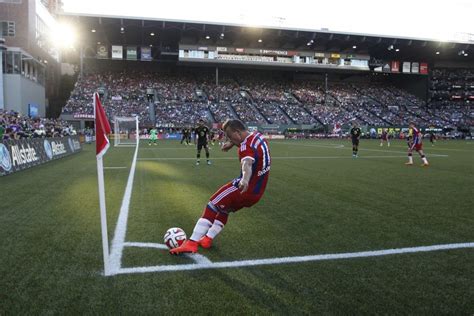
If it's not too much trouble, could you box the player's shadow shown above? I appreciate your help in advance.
[191,267,315,314]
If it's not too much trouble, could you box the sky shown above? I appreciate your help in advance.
[62,0,474,43]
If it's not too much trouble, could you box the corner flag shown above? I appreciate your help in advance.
[94,93,111,158]
[94,92,112,276]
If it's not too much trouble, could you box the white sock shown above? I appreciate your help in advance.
[190,218,212,241]
[408,156,413,163]
[206,220,225,239]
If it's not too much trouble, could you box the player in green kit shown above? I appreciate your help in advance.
[149,127,158,146]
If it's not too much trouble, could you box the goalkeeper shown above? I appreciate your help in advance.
[148,127,158,146]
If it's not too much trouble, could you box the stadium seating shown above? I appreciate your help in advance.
[61,68,473,129]
[1,110,75,139]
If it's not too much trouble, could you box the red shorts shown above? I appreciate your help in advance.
[409,143,423,151]
[209,182,262,213]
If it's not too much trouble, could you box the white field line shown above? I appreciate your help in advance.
[123,242,212,264]
[108,143,140,274]
[114,242,474,275]
[360,147,447,157]
[137,155,449,161]
[141,147,195,150]
[104,167,128,169]
[377,144,474,152]
[276,142,449,157]
[277,142,345,149]
[124,242,168,250]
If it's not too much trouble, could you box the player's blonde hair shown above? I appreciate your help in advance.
[222,119,246,132]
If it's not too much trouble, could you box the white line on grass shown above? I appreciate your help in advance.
[123,242,213,264]
[104,167,128,169]
[124,242,168,250]
[137,155,449,161]
[141,147,196,150]
[109,143,140,274]
[115,242,474,275]
[378,144,474,152]
[359,148,448,157]
[277,142,345,149]
[277,141,449,157]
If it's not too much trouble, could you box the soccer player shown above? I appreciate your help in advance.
[195,119,211,165]
[350,121,361,158]
[218,128,225,146]
[406,122,429,167]
[185,127,192,145]
[210,129,216,146]
[180,127,187,145]
[148,127,158,146]
[170,119,271,254]
[429,131,436,146]
[380,128,390,147]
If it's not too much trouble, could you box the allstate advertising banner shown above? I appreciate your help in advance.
[0,136,82,176]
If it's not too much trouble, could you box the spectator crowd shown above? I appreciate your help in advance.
[59,68,473,130]
[1,110,76,140]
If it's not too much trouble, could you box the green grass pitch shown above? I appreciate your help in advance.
[1,139,473,314]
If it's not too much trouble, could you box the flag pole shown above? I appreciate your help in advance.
[95,93,111,276]
[97,155,111,276]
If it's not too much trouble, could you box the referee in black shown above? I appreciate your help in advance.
[350,121,361,158]
[195,119,211,165]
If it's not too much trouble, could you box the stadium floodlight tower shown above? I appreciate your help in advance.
[114,116,140,147]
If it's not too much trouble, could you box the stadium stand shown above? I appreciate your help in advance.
[60,67,473,130]
[1,110,76,140]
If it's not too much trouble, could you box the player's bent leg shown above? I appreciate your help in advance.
[196,147,202,165]
[418,150,429,166]
[170,204,217,255]
[189,204,216,241]
[205,147,211,164]
[200,211,229,249]
[406,151,414,165]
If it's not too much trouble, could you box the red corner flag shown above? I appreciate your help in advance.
[94,92,112,275]
[94,92,111,158]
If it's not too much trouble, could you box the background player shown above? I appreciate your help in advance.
[218,128,225,146]
[148,127,158,146]
[406,122,429,167]
[210,129,216,146]
[180,127,191,145]
[180,127,186,145]
[350,121,361,158]
[186,126,192,145]
[380,128,390,146]
[195,119,211,165]
[170,119,271,254]
[429,131,436,146]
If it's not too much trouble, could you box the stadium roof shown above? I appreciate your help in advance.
[59,13,474,62]
[61,0,474,44]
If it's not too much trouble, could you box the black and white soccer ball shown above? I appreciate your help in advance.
[163,227,187,249]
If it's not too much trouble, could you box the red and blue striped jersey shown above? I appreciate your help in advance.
[412,127,422,146]
[233,132,271,196]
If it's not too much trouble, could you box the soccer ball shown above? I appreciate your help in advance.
[163,227,187,249]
